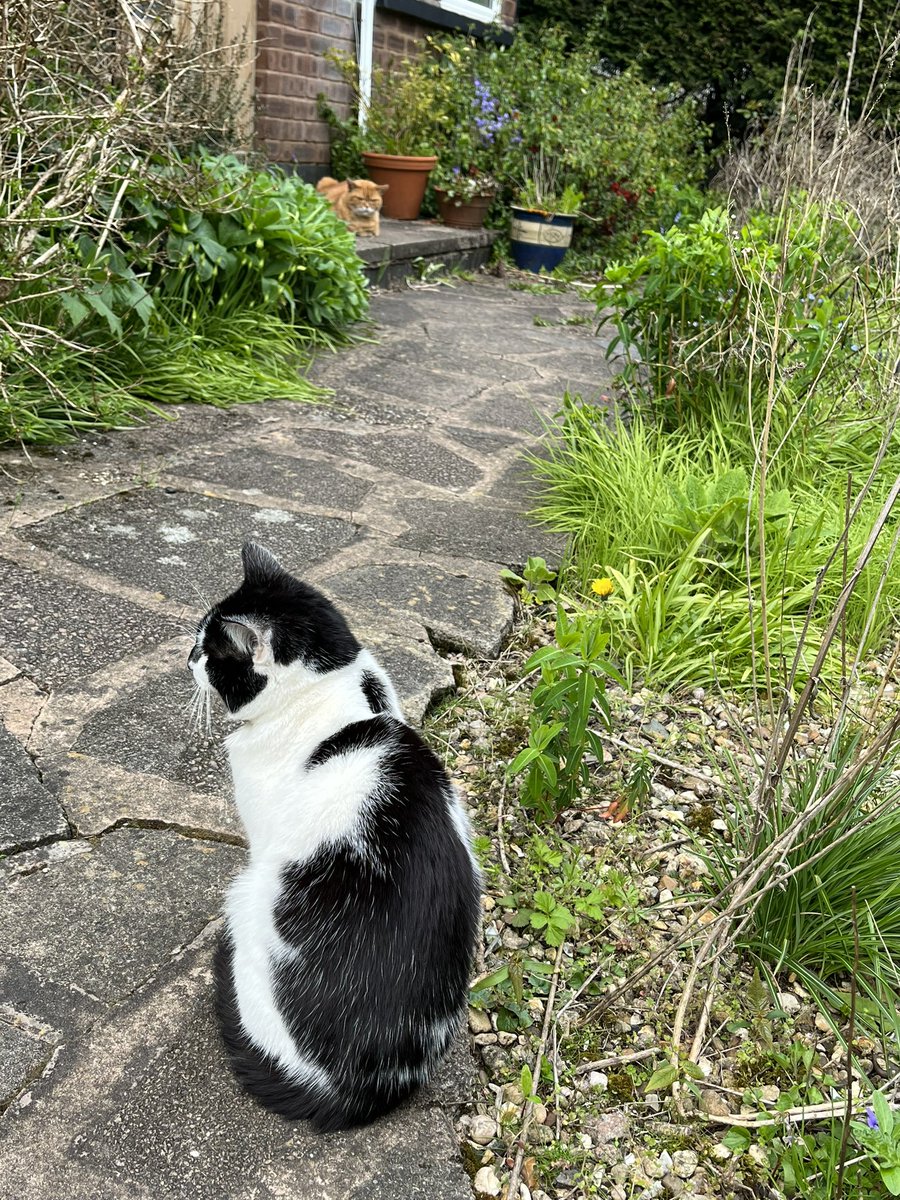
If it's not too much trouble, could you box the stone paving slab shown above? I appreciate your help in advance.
[0,935,473,1200]
[395,494,566,565]
[1,829,242,1037]
[23,489,361,606]
[0,559,184,691]
[0,1019,53,1109]
[0,277,615,1195]
[301,427,484,491]
[0,723,68,854]
[322,559,515,659]
[170,446,374,511]
[73,669,229,796]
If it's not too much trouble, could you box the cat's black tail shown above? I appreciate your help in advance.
[213,934,416,1131]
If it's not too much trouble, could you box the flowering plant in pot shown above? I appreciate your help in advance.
[430,71,518,229]
[322,51,440,220]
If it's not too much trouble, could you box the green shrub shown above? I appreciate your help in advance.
[1,151,368,443]
[518,2,900,140]
[600,200,871,425]
[120,153,368,330]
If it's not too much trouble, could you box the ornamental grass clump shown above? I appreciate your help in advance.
[0,1,367,444]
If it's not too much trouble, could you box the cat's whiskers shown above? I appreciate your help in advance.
[187,682,213,736]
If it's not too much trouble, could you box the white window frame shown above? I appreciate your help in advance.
[438,0,501,23]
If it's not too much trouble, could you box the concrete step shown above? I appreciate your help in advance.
[357,218,497,286]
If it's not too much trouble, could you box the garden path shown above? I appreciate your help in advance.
[0,276,613,1199]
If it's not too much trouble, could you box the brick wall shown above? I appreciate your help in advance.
[255,0,356,174]
[254,0,517,173]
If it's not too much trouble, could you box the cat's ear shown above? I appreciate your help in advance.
[376,184,389,193]
[223,617,273,665]
[241,541,283,585]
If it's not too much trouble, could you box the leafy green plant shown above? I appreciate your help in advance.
[599,199,872,427]
[508,603,619,820]
[854,1092,900,1195]
[500,556,558,604]
[699,726,900,1044]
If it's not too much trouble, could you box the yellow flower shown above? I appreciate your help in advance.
[591,577,614,599]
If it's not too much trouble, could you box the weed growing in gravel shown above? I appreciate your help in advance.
[508,603,620,821]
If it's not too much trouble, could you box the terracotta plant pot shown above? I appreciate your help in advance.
[434,188,493,230]
[509,205,575,273]
[362,152,437,220]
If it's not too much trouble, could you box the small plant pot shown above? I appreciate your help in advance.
[434,188,493,230]
[362,152,437,220]
[509,206,574,273]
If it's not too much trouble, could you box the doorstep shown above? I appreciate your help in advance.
[356,219,497,287]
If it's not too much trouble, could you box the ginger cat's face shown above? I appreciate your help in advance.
[345,180,385,221]
[317,177,388,236]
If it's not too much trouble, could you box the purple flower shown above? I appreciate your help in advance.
[867,1106,879,1129]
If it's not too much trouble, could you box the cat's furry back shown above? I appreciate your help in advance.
[316,176,387,236]
[189,543,480,1131]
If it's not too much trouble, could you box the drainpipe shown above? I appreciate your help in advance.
[358,0,376,130]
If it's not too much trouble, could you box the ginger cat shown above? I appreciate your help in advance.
[316,177,388,237]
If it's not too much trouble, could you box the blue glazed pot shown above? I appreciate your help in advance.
[509,206,574,273]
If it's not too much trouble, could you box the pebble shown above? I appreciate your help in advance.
[473,1166,502,1196]
[469,1008,493,1034]
[474,1033,498,1045]
[777,991,802,1014]
[710,1144,731,1161]
[496,1031,518,1047]
[469,1114,498,1145]
[588,1070,608,1091]
[672,1150,698,1179]
[527,1124,554,1145]
[658,888,675,904]
[747,1144,767,1169]
[532,1102,549,1125]
[699,1089,731,1117]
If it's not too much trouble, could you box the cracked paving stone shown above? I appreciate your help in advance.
[395,496,565,568]
[0,944,473,1200]
[172,447,372,511]
[464,391,553,436]
[74,670,229,796]
[0,722,68,854]
[445,426,523,455]
[0,561,184,691]
[302,429,482,491]
[0,828,242,1036]
[23,489,360,605]
[0,1019,53,1108]
[323,562,514,659]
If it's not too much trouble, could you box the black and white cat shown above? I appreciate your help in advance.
[188,542,481,1131]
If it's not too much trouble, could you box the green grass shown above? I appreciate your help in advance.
[700,727,900,1046]
[529,397,900,692]
[0,306,327,445]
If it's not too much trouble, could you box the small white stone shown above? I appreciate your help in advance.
[468,1008,492,1034]
[672,1149,698,1178]
[588,1070,608,1090]
[496,1030,518,1047]
[657,1150,673,1174]
[658,888,675,904]
[469,1114,498,1145]
[473,1166,502,1196]
[777,991,802,1013]
[710,1143,731,1161]
[531,1102,548,1125]
[747,1144,768,1169]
